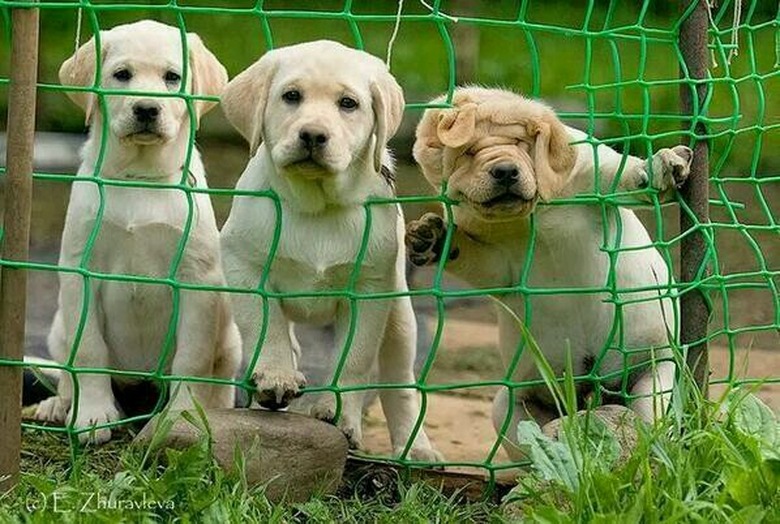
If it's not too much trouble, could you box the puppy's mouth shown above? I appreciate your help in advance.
[465,190,536,218]
[121,128,166,145]
[481,192,527,208]
[283,154,333,177]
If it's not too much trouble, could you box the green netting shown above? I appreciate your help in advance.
[0,0,778,486]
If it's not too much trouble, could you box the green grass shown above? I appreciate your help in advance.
[3,381,779,522]
[494,298,780,522]
[504,386,780,523]
[2,425,498,522]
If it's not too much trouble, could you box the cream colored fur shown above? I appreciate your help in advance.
[220,40,441,461]
[34,21,241,445]
[407,87,692,460]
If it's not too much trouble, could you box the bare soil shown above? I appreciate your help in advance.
[362,312,780,469]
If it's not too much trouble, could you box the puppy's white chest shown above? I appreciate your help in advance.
[261,203,396,323]
[274,261,354,324]
[101,185,193,232]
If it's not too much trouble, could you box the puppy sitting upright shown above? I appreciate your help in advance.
[220,40,440,461]
[406,87,692,460]
[34,21,241,444]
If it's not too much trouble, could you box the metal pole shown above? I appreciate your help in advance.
[0,3,39,490]
[679,0,710,391]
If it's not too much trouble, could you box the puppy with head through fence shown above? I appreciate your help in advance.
[219,40,441,461]
[406,87,692,460]
[33,20,241,444]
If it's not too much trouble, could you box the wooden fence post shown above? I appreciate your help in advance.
[0,1,39,490]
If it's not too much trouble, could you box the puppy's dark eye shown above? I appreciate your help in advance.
[282,90,301,104]
[164,71,181,84]
[113,69,132,82]
[339,96,358,111]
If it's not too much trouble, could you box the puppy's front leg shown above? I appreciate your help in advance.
[246,298,305,409]
[406,212,511,289]
[307,299,392,449]
[582,142,692,201]
[43,274,120,444]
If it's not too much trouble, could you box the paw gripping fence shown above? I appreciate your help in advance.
[0,0,778,492]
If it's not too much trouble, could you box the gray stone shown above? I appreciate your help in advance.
[134,408,349,502]
[541,404,642,465]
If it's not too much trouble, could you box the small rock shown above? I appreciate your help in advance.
[541,404,642,465]
[135,408,348,502]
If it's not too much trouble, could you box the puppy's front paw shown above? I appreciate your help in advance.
[644,145,692,193]
[72,401,121,445]
[396,444,445,464]
[33,395,69,424]
[307,395,363,449]
[252,367,306,410]
[406,213,453,267]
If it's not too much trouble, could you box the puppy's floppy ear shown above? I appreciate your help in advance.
[221,53,279,157]
[59,35,106,125]
[370,71,405,174]
[528,110,577,201]
[413,107,447,187]
[187,33,228,128]
[436,102,477,148]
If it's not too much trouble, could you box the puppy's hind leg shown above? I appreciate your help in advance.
[378,296,443,462]
[169,289,230,411]
[207,298,242,408]
[630,359,676,424]
[492,388,558,462]
[33,310,70,424]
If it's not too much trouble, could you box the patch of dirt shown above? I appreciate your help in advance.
[362,314,780,469]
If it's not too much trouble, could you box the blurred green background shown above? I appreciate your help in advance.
[1,0,779,175]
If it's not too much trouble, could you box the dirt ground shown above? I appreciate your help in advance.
[361,309,780,471]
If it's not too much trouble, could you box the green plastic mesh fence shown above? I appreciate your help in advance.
[0,0,778,484]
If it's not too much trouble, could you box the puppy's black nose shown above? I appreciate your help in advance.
[299,127,329,149]
[490,164,519,185]
[133,103,160,123]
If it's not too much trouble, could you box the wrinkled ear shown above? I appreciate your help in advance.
[436,102,477,148]
[187,33,228,127]
[528,112,577,201]
[59,36,104,125]
[413,107,447,188]
[221,54,278,157]
[370,72,405,173]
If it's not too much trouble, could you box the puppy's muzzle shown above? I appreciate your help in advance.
[133,102,161,126]
[480,163,535,209]
[490,163,519,188]
[298,126,329,152]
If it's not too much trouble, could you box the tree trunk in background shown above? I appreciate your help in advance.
[451,1,480,84]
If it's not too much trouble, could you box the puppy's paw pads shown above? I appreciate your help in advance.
[33,396,69,424]
[252,367,306,410]
[646,146,693,192]
[72,403,121,445]
[406,213,448,266]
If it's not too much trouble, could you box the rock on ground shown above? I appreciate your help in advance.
[135,408,349,502]
[541,404,641,465]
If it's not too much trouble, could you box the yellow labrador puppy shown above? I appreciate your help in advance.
[220,40,441,461]
[34,21,241,444]
[407,87,691,460]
